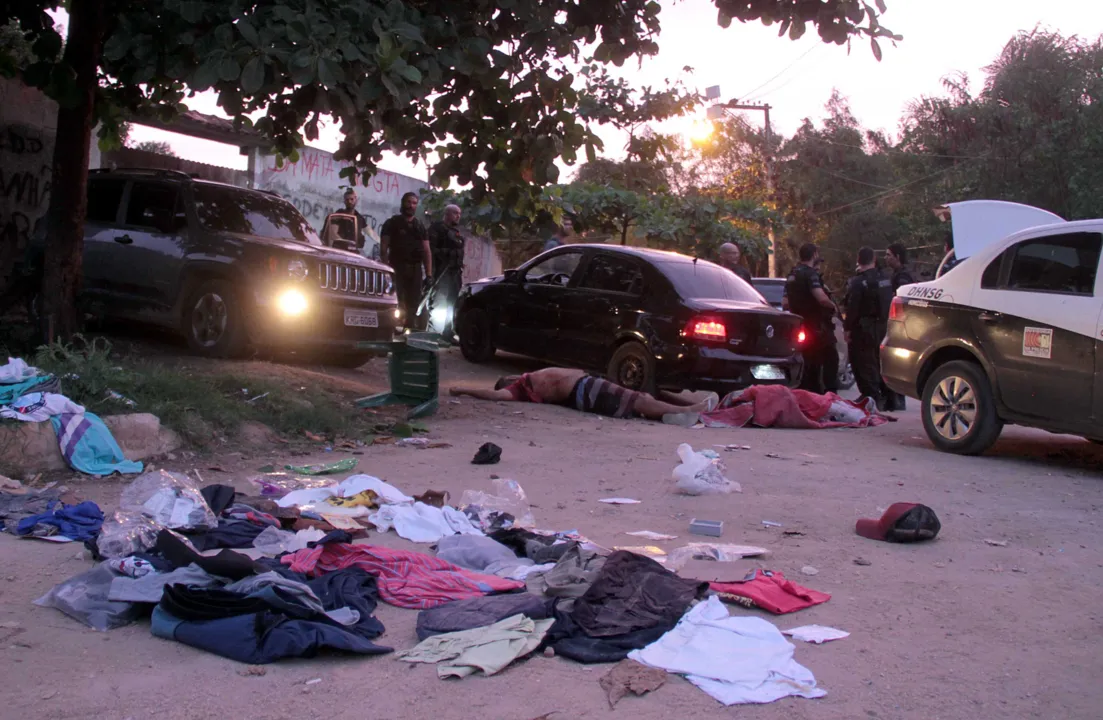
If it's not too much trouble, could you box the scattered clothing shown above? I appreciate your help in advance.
[368,502,483,543]
[108,563,223,603]
[35,562,144,631]
[0,392,84,422]
[15,500,104,541]
[250,526,327,556]
[199,484,237,516]
[435,534,533,577]
[51,412,144,476]
[155,530,260,581]
[471,442,502,465]
[397,614,554,679]
[537,544,607,608]
[106,556,157,579]
[416,593,550,641]
[277,475,413,517]
[855,503,941,542]
[0,374,55,406]
[225,572,327,616]
[187,520,267,551]
[566,375,640,419]
[629,596,827,706]
[282,543,525,609]
[572,551,708,638]
[1,488,63,533]
[542,598,673,664]
[700,385,892,430]
[599,659,669,709]
[412,489,450,508]
[710,569,831,615]
[490,528,573,564]
[327,489,379,509]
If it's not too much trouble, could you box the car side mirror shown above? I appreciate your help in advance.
[503,269,520,282]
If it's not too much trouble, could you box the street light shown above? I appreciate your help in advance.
[688,118,715,144]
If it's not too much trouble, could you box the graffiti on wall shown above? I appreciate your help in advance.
[256,147,426,256]
[0,124,51,273]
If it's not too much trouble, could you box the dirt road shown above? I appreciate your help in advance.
[2,348,1102,720]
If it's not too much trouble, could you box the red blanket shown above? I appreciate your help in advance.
[710,570,831,614]
[282,543,525,609]
[701,384,893,429]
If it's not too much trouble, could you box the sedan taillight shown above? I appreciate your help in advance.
[889,297,904,320]
[684,317,727,341]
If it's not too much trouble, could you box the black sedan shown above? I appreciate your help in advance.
[454,244,806,394]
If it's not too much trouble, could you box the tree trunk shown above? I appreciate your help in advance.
[40,0,106,343]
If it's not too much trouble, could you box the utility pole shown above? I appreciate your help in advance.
[707,96,777,277]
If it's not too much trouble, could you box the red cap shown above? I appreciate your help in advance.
[855,503,921,541]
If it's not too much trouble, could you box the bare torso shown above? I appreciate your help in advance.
[526,367,588,404]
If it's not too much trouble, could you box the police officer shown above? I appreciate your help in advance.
[815,254,840,394]
[881,243,915,411]
[380,192,432,330]
[845,246,895,410]
[886,242,916,291]
[785,243,839,394]
[427,204,465,338]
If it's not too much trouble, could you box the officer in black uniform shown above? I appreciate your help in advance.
[882,243,915,410]
[845,246,895,410]
[815,254,840,394]
[427,204,465,338]
[785,243,839,394]
[380,192,432,330]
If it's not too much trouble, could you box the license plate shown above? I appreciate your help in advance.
[751,364,786,380]
[343,309,379,327]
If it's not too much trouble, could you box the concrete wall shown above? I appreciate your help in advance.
[0,77,56,286]
[254,146,427,257]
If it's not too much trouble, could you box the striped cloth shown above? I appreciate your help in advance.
[565,375,641,418]
[282,543,525,609]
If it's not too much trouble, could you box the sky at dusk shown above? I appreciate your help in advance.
[118,0,1103,181]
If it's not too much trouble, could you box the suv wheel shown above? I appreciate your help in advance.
[921,360,1003,455]
[607,341,657,395]
[458,308,496,363]
[183,279,247,358]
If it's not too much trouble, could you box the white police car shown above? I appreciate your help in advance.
[881,200,1103,454]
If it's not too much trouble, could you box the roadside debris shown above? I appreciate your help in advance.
[599,498,641,505]
[800,566,819,576]
[853,557,872,566]
[782,530,806,537]
[613,545,667,559]
[855,503,941,542]
[396,438,452,449]
[624,530,678,541]
[668,543,768,570]
[672,444,741,495]
[762,520,783,528]
[710,569,831,615]
[237,666,267,677]
[689,519,724,537]
[459,479,535,529]
[284,458,359,476]
[984,539,1009,547]
[783,625,850,644]
[599,659,668,708]
[714,444,751,451]
[471,442,503,465]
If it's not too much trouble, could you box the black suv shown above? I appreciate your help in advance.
[35,169,397,362]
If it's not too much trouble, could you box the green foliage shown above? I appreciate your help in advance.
[30,337,375,448]
[130,139,176,156]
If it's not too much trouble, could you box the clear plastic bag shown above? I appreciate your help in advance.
[34,563,142,631]
[119,470,218,530]
[247,473,334,498]
[671,443,741,495]
[95,511,163,558]
[458,478,536,530]
[667,543,767,570]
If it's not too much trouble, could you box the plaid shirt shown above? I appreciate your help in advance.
[282,543,524,609]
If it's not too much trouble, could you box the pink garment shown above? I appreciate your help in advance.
[282,543,525,609]
[701,384,893,429]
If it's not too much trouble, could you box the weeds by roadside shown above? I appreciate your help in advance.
[29,337,376,449]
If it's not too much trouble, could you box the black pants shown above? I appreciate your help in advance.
[393,263,424,330]
[798,330,834,395]
[849,320,888,407]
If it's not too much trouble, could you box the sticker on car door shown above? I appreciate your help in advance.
[1022,326,1053,359]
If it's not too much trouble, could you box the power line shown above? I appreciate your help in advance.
[813,135,996,161]
[812,159,981,217]
[736,44,820,103]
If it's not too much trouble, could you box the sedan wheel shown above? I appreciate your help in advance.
[607,341,657,395]
[921,360,1003,455]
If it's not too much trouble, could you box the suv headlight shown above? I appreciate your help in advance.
[288,259,309,281]
[383,272,394,295]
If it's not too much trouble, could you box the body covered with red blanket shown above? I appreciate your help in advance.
[701,384,893,429]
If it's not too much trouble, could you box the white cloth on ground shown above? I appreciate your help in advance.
[1,392,85,422]
[0,358,37,384]
[276,475,414,517]
[250,526,327,556]
[628,596,826,706]
[369,502,483,543]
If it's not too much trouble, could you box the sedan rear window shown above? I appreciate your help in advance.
[662,261,765,303]
[193,185,321,245]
